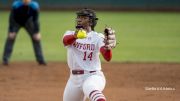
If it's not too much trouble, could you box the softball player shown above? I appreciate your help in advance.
[62,8,116,101]
[2,0,46,65]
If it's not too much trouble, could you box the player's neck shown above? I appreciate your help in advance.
[85,26,92,33]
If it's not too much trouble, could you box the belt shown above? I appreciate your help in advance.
[72,70,96,75]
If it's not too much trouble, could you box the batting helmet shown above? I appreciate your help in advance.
[76,8,98,30]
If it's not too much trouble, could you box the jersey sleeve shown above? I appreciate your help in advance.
[63,30,75,37]
[62,30,76,47]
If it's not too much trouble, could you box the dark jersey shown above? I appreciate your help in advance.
[10,0,40,32]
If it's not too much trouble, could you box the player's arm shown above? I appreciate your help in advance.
[10,1,17,22]
[100,46,112,61]
[100,27,116,62]
[63,28,87,46]
[9,9,15,23]
[32,2,40,33]
[33,10,40,33]
[63,34,77,46]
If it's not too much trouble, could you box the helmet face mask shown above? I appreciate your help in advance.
[76,8,98,30]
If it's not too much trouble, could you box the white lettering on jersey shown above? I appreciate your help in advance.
[73,42,95,51]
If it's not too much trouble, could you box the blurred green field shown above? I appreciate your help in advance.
[0,11,180,62]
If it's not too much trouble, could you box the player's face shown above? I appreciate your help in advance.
[23,0,31,4]
[76,16,91,28]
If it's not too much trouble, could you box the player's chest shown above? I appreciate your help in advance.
[72,38,97,51]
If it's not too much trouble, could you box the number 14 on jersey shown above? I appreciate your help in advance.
[83,51,93,61]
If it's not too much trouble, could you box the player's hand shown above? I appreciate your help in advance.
[104,27,116,50]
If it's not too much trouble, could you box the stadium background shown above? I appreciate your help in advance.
[1,0,180,11]
[0,0,180,101]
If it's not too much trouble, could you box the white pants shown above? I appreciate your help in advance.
[63,71,106,101]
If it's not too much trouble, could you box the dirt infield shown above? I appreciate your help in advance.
[0,62,180,101]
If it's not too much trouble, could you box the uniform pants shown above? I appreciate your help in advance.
[63,71,106,101]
